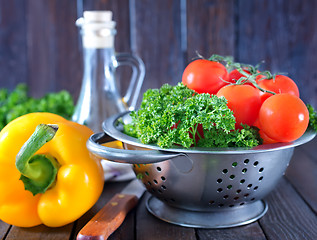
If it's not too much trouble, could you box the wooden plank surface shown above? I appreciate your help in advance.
[196,222,266,240]
[131,0,184,94]
[0,0,27,90]
[285,138,317,213]
[136,193,196,240]
[237,0,317,108]
[186,0,235,61]
[26,0,81,98]
[259,177,317,240]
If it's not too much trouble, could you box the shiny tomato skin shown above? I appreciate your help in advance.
[259,93,309,142]
[217,85,262,129]
[253,119,278,144]
[182,59,229,94]
[258,75,299,103]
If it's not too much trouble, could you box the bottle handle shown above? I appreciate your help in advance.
[115,53,145,110]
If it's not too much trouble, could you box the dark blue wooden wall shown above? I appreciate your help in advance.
[0,0,316,108]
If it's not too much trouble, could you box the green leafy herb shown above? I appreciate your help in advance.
[124,83,261,149]
[307,104,317,131]
[0,83,75,130]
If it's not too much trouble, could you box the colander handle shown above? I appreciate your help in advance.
[87,132,184,164]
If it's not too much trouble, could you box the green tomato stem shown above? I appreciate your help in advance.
[16,124,60,196]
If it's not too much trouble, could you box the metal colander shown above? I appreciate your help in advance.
[87,111,316,228]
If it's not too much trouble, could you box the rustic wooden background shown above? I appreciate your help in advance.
[0,0,316,108]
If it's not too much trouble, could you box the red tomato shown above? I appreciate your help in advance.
[259,93,309,142]
[182,59,229,94]
[258,75,299,103]
[217,85,262,129]
[253,119,278,144]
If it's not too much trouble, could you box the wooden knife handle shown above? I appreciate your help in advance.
[77,193,138,240]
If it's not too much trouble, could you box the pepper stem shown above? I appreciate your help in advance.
[16,124,60,196]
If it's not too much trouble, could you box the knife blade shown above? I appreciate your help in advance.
[77,178,146,240]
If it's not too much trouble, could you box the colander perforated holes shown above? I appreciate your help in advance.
[161,185,166,190]
[147,181,151,186]
[229,204,234,207]
[259,176,263,181]
[230,175,235,179]
[153,179,158,184]
[242,168,247,173]
[217,188,223,192]
[218,204,224,207]
[161,176,166,181]
[209,200,215,205]
[217,178,223,183]
[232,162,237,167]
[240,179,245,184]
[227,185,233,189]
[236,189,241,194]
[244,159,249,164]
[247,184,252,189]
[234,196,239,201]
[251,198,255,201]
[240,202,245,206]
[254,161,259,166]
[158,189,162,194]
[223,195,229,199]
[222,169,228,174]
[259,167,264,172]
[156,167,162,172]
[254,186,258,190]
[145,171,149,176]
[244,193,249,197]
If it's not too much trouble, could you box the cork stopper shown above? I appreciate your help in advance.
[77,11,116,49]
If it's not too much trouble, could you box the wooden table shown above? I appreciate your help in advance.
[1,137,316,240]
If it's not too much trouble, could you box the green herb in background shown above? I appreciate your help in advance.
[124,82,261,149]
[307,104,317,131]
[0,83,74,130]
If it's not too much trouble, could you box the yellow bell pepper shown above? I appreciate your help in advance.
[0,112,104,227]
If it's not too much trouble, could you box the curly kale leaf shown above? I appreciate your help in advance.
[124,83,261,148]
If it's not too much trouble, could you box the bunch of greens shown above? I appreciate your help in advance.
[124,83,261,149]
[307,104,317,131]
[0,83,74,130]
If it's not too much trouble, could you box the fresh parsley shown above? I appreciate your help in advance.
[0,83,74,130]
[124,82,262,149]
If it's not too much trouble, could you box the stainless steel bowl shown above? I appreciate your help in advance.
[87,111,316,228]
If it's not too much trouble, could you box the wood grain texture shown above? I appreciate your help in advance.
[260,177,317,240]
[196,222,266,240]
[0,0,27,90]
[285,145,317,212]
[5,224,73,240]
[237,0,317,107]
[26,0,81,98]
[186,0,235,62]
[136,193,196,240]
[131,0,184,95]
[0,221,11,239]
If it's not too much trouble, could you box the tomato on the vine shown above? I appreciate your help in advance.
[217,84,261,129]
[228,69,264,87]
[258,75,299,103]
[259,93,309,142]
[182,59,229,94]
